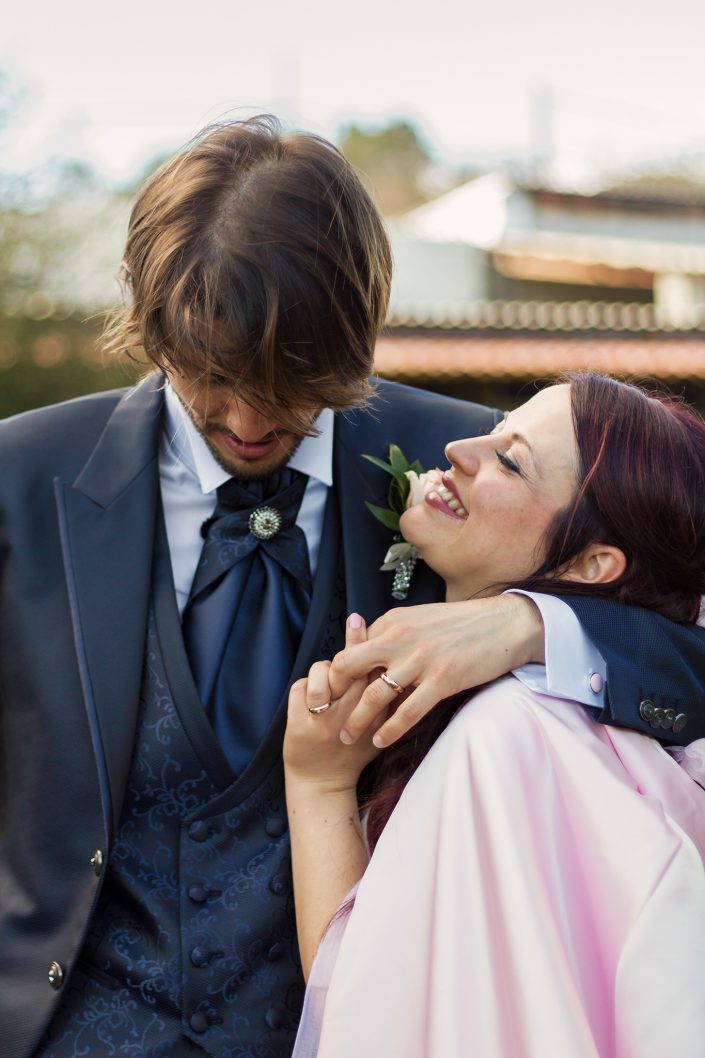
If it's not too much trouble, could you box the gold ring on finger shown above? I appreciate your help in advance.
[380,672,405,695]
[308,702,333,715]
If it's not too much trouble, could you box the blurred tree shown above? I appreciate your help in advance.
[338,119,432,216]
[0,67,136,414]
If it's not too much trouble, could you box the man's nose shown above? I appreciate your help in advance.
[224,400,277,442]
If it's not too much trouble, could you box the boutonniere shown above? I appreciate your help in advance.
[362,444,430,600]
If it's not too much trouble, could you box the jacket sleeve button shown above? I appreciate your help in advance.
[90,849,104,876]
[48,961,65,990]
[673,712,689,734]
[639,699,655,724]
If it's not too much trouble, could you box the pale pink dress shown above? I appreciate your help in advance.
[293,675,705,1058]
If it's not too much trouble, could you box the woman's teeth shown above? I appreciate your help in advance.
[420,471,468,518]
[433,485,468,518]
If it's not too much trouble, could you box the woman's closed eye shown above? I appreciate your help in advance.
[495,449,522,475]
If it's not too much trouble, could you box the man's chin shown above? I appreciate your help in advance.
[205,434,298,480]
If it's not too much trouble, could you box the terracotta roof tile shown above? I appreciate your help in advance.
[388,300,705,332]
[374,335,705,381]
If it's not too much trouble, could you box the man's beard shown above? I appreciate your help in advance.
[170,381,311,480]
[205,427,304,479]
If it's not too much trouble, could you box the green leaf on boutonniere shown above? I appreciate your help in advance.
[362,453,400,478]
[362,445,419,516]
[388,444,408,475]
[362,442,427,600]
[364,502,401,533]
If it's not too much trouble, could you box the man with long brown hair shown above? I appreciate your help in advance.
[2,116,704,1058]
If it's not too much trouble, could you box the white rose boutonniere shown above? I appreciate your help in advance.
[362,445,441,600]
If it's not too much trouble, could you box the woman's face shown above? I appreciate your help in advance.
[400,384,579,601]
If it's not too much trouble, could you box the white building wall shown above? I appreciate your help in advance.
[389,235,489,315]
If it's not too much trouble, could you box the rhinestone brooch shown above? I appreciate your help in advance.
[249,506,282,540]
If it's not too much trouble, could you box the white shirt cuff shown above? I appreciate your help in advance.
[505,590,607,710]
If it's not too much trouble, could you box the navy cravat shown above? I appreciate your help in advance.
[182,467,312,774]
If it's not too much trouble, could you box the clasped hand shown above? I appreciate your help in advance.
[284,614,387,793]
[285,593,544,788]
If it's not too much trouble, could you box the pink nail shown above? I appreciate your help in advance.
[348,613,363,629]
[340,730,353,745]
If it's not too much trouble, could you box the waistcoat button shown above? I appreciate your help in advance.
[90,849,104,876]
[189,1011,209,1034]
[190,946,210,968]
[269,874,290,896]
[266,942,286,962]
[188,820,211,842]
[265,817,287,838]
[188,884,209,903]
[48,961,64,990]
[265,1005,285,1030]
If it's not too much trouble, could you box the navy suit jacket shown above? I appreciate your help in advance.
[1,373,704,1056]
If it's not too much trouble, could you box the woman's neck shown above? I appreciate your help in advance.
[444,581,497,603]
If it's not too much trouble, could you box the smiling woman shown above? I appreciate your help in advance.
[285,372,705,1058]
[401,384,580,602]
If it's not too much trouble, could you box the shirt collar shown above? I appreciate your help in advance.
[162,382,334,494]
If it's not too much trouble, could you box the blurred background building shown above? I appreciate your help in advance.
[380,172,705,409]
[3,0,705,417]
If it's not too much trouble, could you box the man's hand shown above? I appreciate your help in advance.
[328,593,545,747]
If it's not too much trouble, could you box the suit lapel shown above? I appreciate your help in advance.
[55,374,164,835]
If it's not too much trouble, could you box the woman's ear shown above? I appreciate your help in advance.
[561,544,627,586]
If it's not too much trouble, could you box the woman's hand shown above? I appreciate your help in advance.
[284,613,384,794]
[328,593,545,748]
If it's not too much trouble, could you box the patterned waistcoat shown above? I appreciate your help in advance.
[37,506,346,1058]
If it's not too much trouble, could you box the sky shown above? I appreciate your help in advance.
[4,0,705,187]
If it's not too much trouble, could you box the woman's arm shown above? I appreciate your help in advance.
[284,615,382,980]
[326,594,705,747]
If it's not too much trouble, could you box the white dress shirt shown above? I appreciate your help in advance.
[158,383,607,707]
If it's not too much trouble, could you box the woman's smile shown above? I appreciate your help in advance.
[424,475,468,520]
[401,385,579,602]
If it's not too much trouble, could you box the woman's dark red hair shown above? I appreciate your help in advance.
[363,373,705,851]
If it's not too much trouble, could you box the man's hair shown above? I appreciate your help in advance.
[104,115,392,432]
